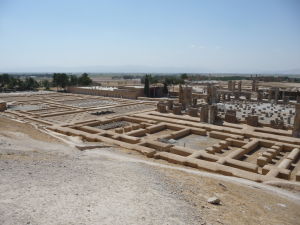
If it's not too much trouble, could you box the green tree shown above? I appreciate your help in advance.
[42,80,50,90]
[164,76,184,85]
[144,75,150,97]
[7,77,17,89]
[53,73,59,90]
[163,82,168,96]
[53,73,69,90]
[181,73,188,80]
[78,73,92,86]
[16,78,25,90]
[69,75,78,86]
[0,74,10,88]
[148,75,159,84]
[24,77,39,90]
[0,74,41,91]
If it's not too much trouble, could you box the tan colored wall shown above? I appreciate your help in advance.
[93,79,141,86]
[67,87,144,99]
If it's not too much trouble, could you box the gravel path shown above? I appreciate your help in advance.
[0,149,203,225]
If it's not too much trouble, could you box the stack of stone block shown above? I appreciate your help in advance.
[157,102,167,113]
[246,115,259,127]
[225,110,238,123]
[173,103,182,115]
[0,100,6,112]
[188,107,199,117]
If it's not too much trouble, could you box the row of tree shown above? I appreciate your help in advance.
[0,73,93,92]
[52,73,92,90]
[0,74,40,91]
[141,74,187,85]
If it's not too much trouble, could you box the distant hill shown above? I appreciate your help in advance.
[1,65,300,77]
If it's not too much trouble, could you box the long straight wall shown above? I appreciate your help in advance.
[67,87,144,99]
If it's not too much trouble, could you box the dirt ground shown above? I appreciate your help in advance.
[0,116,300,225]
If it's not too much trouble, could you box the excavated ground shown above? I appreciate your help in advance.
[0,117,299,225]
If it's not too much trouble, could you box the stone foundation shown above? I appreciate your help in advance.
[173,104,182,115]
[246,115,259,127]
[1,92,300,184]
[188,107,199,117]
[157,102,167,113]
[0,101,7,112]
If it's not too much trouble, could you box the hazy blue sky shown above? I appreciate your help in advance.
[0,0,299,73]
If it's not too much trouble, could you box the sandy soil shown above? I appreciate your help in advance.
[0,116,300,225]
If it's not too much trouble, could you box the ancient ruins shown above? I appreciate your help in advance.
[1,80,300,184]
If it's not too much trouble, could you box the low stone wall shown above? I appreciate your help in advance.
[67,86,144,99]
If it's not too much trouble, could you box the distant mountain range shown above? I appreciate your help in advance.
[1,65,300,77]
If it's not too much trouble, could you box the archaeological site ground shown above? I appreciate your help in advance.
[1,79,300,225]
